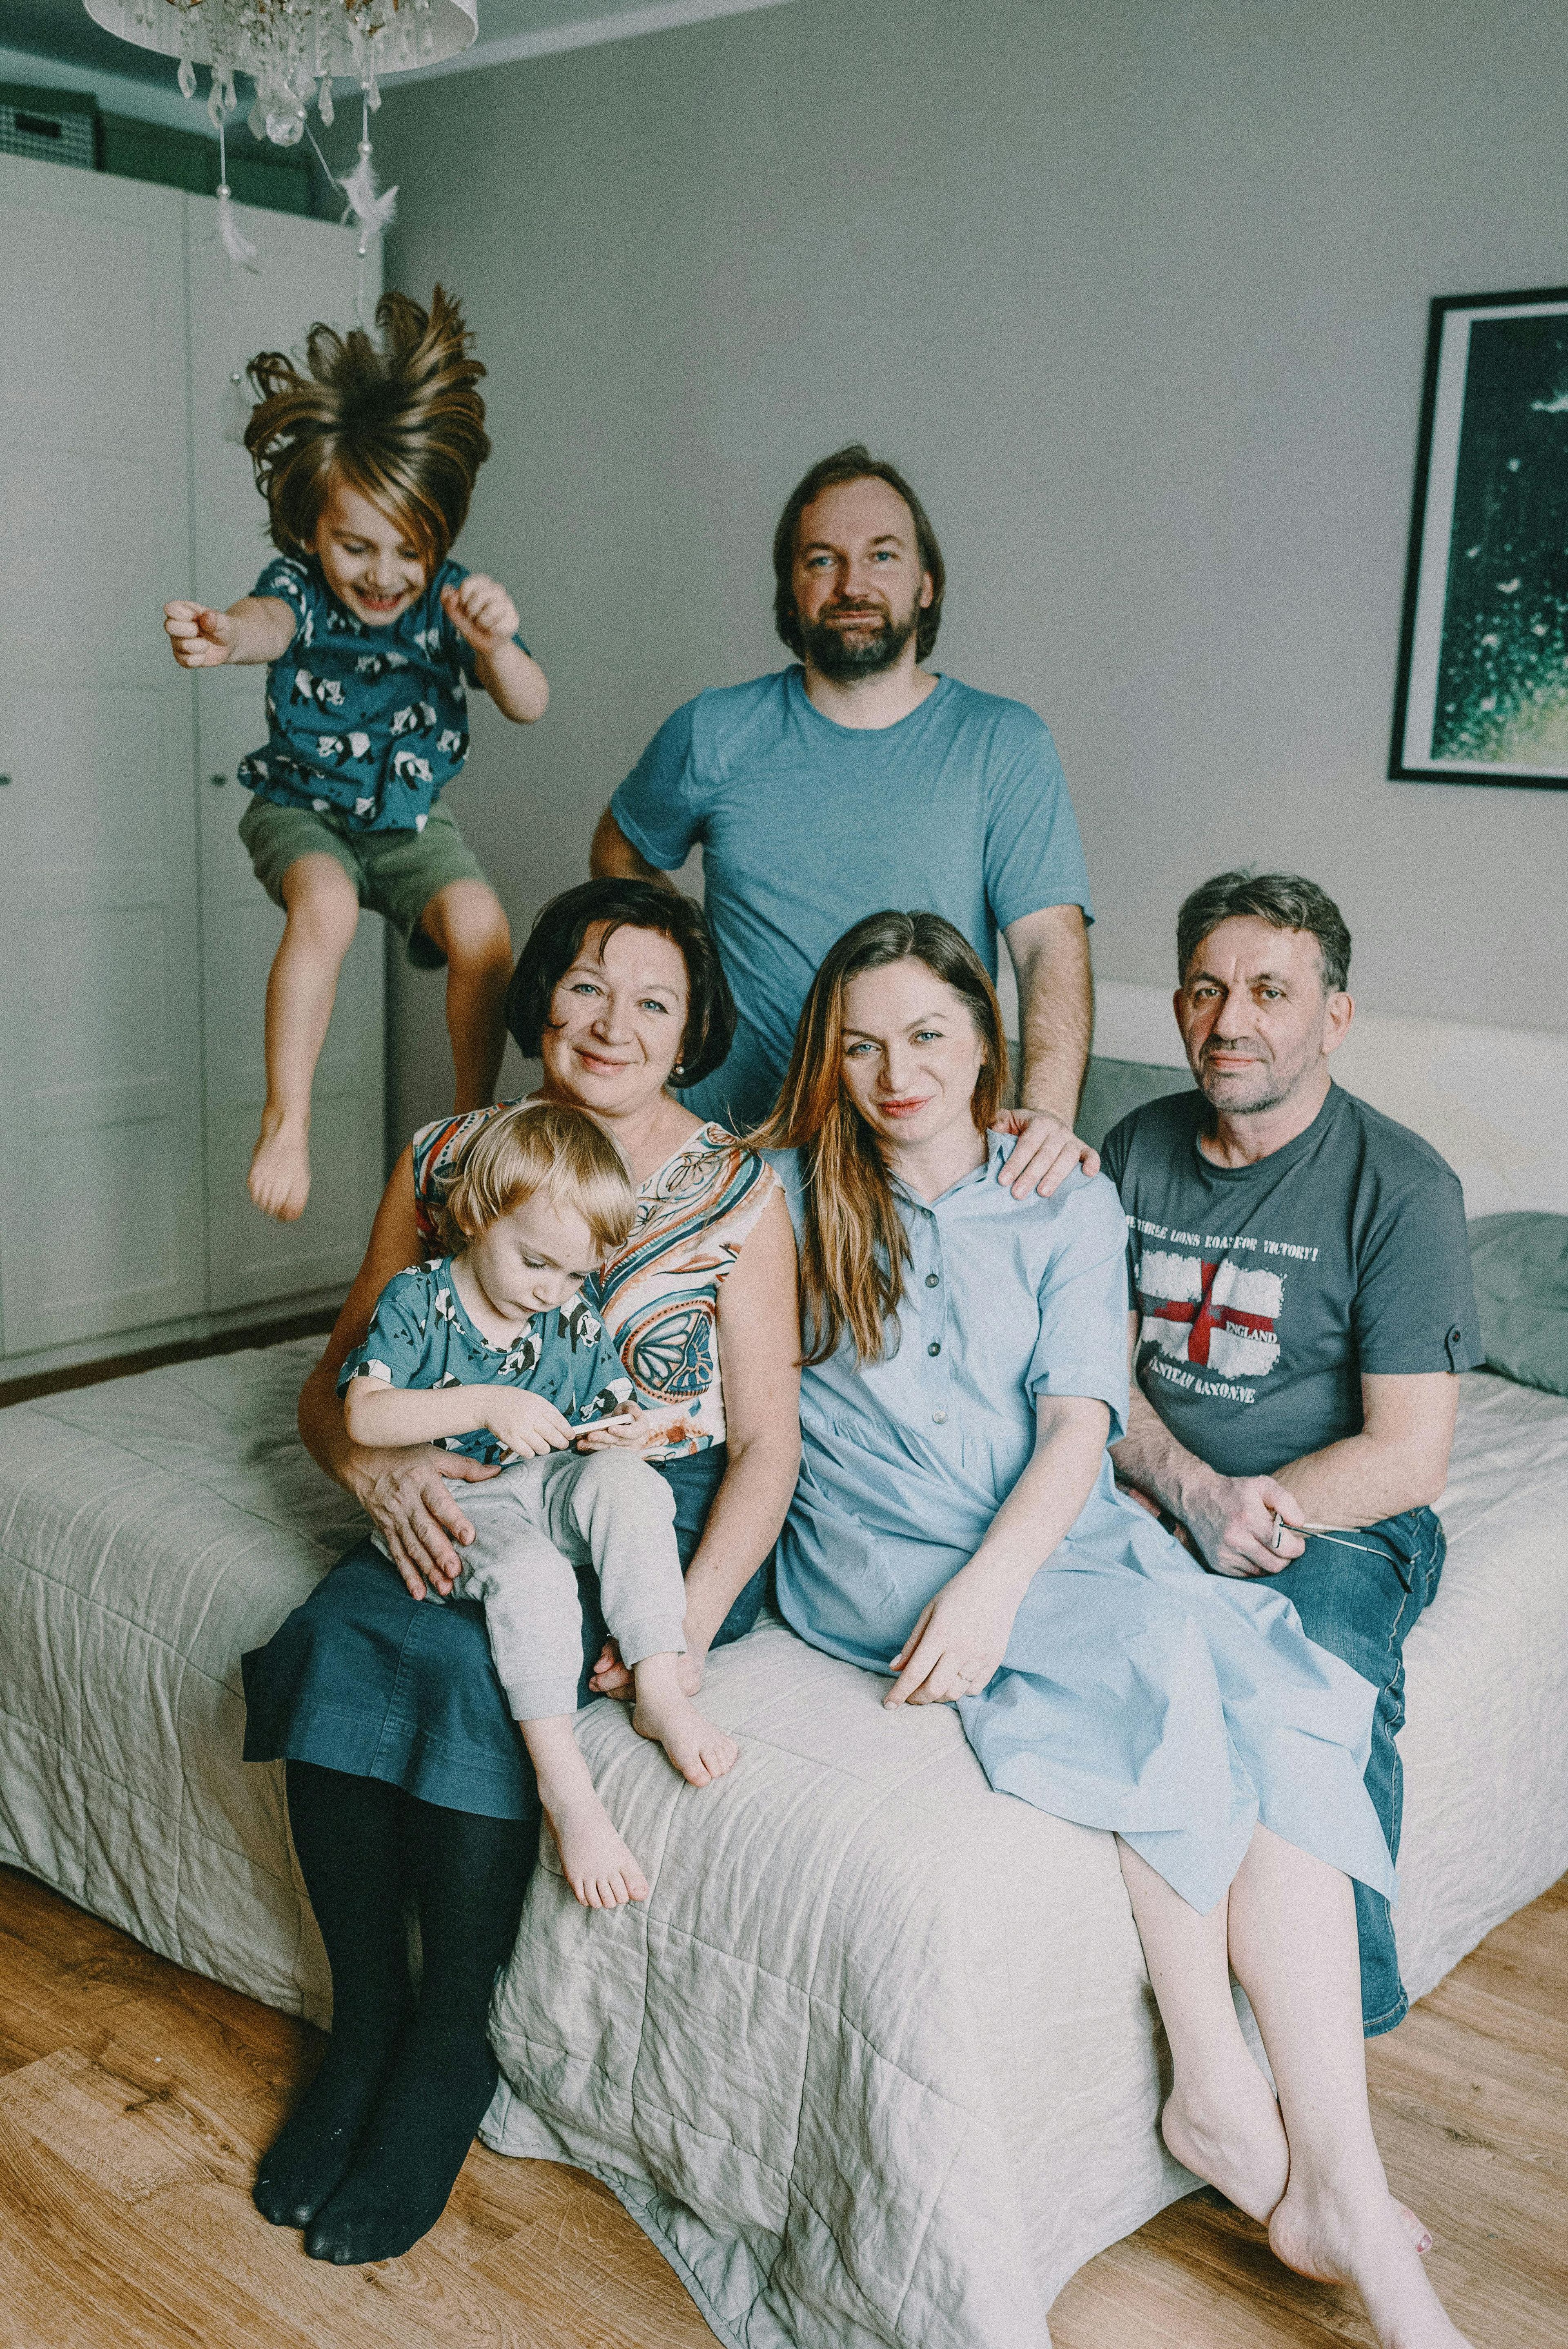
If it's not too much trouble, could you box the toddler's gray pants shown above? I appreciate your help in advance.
[449,1448,685,1720]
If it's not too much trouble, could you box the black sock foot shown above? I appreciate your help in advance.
[304,2028,499,2264]
[253,2010,412,2229]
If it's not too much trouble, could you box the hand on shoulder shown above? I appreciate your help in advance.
[990,1108,1101,1199]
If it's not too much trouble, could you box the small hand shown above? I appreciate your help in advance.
[359,1446,501,1599]
[576,1403,692,1456]
[482,1388,576,1460]
[164,600,234,669]
[1185,1474,1306,1578]
[441,573,520,660]
[885,1571,1017,1707]
[989,1108,1100,1198]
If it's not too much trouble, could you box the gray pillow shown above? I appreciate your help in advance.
[1078,1056,1196,1154]
[1467,1213,1568,1398]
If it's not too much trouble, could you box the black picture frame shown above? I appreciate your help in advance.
[1389,285,1568,789]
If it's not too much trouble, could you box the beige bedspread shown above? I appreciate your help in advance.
[0,1348,1564,2346]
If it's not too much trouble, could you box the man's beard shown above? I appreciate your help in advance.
[800,597,918,682]
[1197,1037,1314,1115]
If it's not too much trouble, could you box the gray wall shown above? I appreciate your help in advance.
[375,0,1568,1137]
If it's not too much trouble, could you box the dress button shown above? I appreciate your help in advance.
[927,1340,941,1356]
[932,1409,948,1424]
[924,1272,940,1288]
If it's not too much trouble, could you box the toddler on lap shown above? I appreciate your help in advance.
[340,1101,737,1908]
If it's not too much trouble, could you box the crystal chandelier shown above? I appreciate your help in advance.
[83,1,477,145]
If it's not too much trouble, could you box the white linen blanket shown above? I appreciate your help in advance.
[0,1348,1564,2347]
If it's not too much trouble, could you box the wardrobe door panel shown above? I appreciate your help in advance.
[187,196,386,1313]
[0,158,205,1356]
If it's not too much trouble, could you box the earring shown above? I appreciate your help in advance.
[672,1062,686,1080]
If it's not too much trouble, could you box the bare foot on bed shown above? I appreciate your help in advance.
[249,1110,311,1221]
[1160,2062,1290,2222]
[1269,2171,1470,2346]
[632,1656,739,1788]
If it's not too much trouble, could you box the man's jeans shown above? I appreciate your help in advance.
[1266,1506,1446,2036]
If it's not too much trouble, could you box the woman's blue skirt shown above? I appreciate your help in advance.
[242,1445,763,1819]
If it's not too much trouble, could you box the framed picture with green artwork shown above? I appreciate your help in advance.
[1390,285,1568,788]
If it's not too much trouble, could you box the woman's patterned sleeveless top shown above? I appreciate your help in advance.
[410,1103,779,1455]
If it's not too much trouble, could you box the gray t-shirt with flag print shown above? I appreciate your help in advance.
[1099,1083,1482,1480]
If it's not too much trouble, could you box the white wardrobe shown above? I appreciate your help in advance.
[0,152,385,1375]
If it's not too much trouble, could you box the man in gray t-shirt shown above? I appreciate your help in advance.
[1101,871,1481,2037]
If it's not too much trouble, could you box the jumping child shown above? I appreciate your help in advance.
[164,287,546,1222]
[339,1100,739,1909]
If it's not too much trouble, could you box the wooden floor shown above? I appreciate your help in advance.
[0,1868,1561,2349]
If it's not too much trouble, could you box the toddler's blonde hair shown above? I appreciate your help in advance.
[439,1102,636,1263]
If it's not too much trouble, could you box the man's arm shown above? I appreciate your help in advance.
[1272,1373,1457,1528]
[991,904,1097,1197]
[1010,903,1092,1123]
[1110,1317,1308,1576]
[590,805,675,887]
[1112,1310,1459,1575]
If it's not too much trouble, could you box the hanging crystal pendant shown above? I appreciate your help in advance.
[86,2,472,144]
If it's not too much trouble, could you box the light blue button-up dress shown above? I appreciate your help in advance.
[771,1138,1395,1914]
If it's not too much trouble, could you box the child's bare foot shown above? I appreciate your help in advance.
[249,1111,311,1221]
[632,1659,739,1788]
[540,1779,648,1909]
[1269,2170,1471,2347]
[1160,2064,1290,2222]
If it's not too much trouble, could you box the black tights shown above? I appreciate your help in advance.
[254,1762,536,2263]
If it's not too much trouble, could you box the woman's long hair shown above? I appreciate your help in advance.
[753,911,1007,1366]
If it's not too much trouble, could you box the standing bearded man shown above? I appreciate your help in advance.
[592,444,1096,1193]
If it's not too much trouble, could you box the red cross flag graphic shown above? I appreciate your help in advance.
[1135,1250,1283,1381]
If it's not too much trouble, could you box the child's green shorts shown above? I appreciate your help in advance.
[238,796,493,970]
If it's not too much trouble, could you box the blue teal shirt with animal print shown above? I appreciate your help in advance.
[236,555,530,832]
[339,1257,634,1464]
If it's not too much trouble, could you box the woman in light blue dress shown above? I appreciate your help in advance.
[757,910,1470,2349]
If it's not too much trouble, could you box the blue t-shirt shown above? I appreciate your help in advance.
[237,555,528,832]
[610,667,1093,1130]
[338,1256,634,1465]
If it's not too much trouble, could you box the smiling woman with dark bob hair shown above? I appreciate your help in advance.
[241,876,800,2270]
[503,876,737,1087]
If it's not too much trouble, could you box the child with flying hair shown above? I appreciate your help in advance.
[339,1099,739,1910]
[164,287,546,1223]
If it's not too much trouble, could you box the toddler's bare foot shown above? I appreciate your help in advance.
[540,1779,647,1910]
[1160,2063,1289,2223]
[632,1668,738,1788]
[1269,2171,1470,2347]
[249,1111,311,1221]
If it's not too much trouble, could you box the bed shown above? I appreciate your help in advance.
[1,1011,1565,2348]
